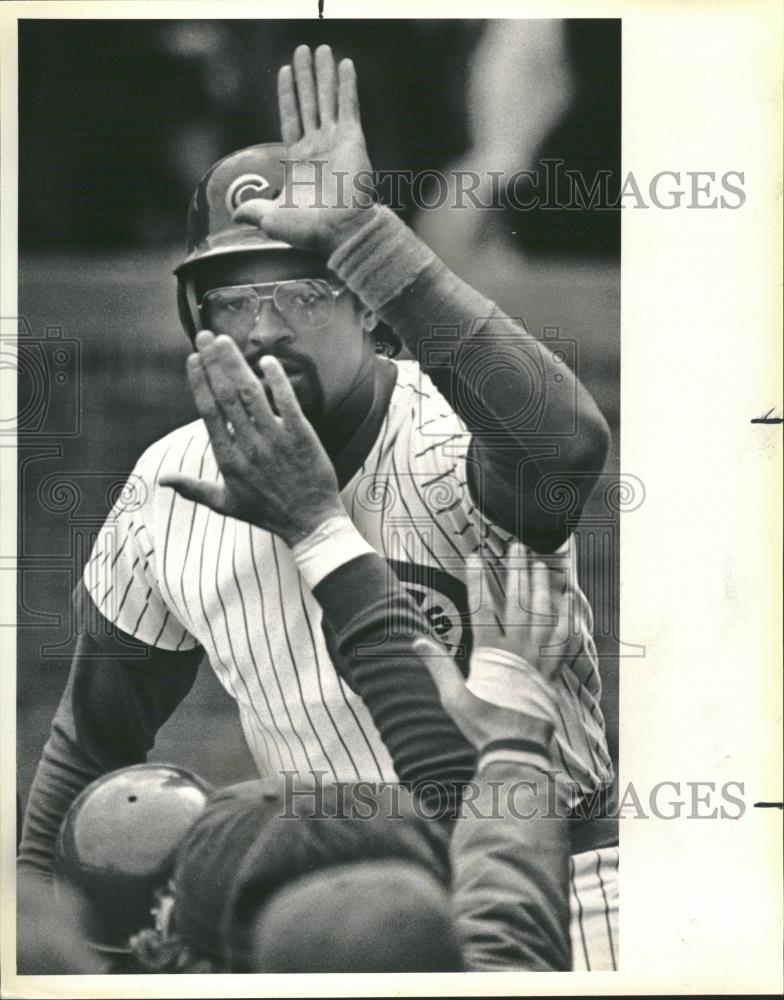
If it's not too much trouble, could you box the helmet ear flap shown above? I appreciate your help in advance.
[177,275,200,341]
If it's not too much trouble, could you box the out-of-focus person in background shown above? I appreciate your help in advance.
[415,20,577,277]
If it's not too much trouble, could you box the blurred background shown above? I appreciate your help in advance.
[17,19,621,807]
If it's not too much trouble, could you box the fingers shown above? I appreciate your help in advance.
[413,636,470,714]
[292,44,318,132]
[257,355,305,424]
[186,352,238,460]
[526,552,574,672]
[314,44,337,126]
[465,553,491,624]
[500,542,554,629]
[285,46,358,131]
[192,337,255,439]
[500,541,529,629]
[206,335,277,433]
[159,473,228,515]
[528,551,574,635]
[526,553,555,624]
[337,57,361,124]
[232,199,268,227]
[231,198,289,245]
[278,65,302,145]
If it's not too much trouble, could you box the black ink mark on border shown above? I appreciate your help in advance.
[753,801,784,809]
[750,407,783,424]
[318,0,324,17]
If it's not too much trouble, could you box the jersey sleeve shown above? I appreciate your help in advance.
[82,452,199,651]
[396,360,516,560]
[452,758,572,971]
[398,394,613,803]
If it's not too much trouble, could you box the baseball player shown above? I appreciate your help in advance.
[152,337,617,970]
[19,43,614,968]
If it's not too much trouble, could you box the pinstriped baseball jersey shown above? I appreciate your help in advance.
[570,846,619,971]
[83,359,612,794]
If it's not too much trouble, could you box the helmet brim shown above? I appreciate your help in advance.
[174,226,293,276]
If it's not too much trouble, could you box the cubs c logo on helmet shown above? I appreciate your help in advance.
[225,173,272,213]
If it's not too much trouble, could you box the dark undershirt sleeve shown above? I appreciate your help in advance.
[314,553,476,816]
[18,582,202,883]
[379,271,610,551]
[315,549,571,970]
[327,207,610,553]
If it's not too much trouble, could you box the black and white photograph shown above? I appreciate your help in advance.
[2,4,781,996]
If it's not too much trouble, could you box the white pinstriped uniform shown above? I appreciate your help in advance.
[83,358,617,970]
[570,846,619,972]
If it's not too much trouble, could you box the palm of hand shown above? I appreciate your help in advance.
[467,546,576,682]
[234,46,375,255]
[285,124,371,208]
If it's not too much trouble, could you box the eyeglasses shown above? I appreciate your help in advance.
[199,279,346,338]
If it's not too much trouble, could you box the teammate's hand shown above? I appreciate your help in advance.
[466,542,576,683]
[233,44,373,256]
[414,633,555,754]
[414,545,578,752]
[160,332,344,546]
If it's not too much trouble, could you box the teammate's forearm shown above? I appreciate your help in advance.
[453,756,572,972]
[294,521,476,811]
[316,555,477,813]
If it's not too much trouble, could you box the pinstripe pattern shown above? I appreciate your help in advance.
[569,846,619,971]
[82,360,610,799]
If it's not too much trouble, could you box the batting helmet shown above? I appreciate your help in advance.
[174,143,402,356]
[174,143,292,340]
[54,763,213,954]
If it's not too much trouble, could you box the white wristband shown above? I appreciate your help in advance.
[466,646,558,726]
[478,747,552,775]
[289,513,376,590]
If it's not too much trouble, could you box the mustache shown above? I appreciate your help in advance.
[245,348,326,422]
[244,347,313,377]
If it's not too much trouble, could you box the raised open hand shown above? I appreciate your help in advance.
[233,45,373,256]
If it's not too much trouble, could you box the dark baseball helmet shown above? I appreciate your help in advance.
[175,143,401,356]
[174,143,292,340]
[54,763,213,954]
